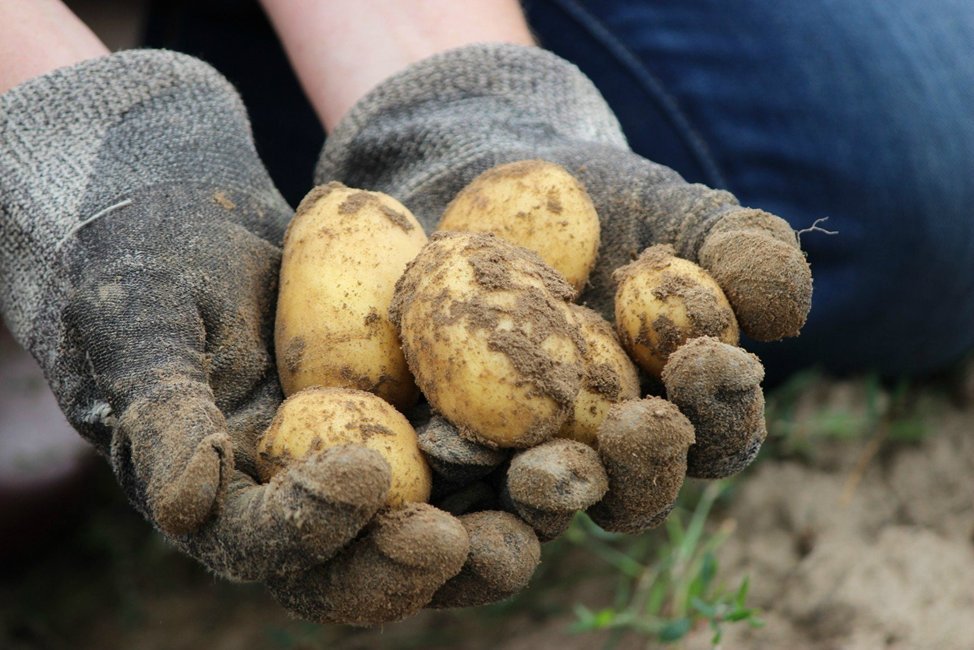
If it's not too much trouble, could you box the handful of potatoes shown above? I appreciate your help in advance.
[260,159,760,514]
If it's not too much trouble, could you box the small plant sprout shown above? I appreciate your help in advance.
[568,481,763,648]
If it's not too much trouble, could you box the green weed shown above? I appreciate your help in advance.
[567,481,762,648]
[764,370,930,460]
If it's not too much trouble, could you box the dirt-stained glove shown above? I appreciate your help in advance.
[0,50,540,626]
[316,45,810,541]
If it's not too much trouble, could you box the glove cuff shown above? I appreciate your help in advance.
[316,43,628,226]
[0,49,286,350]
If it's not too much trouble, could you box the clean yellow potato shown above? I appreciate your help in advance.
[275,182,427,410]
[257,387,431,507]
[390,232,584,449]
[438,159,600,293]
[614,244,739,378]
[556,304,641,446]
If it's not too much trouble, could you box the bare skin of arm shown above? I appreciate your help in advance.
[0,0,108,94]
[260,0,536,132]
[1,0,533,128]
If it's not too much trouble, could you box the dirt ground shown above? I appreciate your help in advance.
[707,377,974,650]
[3,5,968,649]
[2,371,972,650]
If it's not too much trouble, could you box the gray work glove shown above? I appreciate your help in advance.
[317,45,809,540]
[0,50,538,625]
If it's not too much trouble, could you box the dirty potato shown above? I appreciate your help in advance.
[390,232,583,449]
[438,159,600,293]
[615,244,739,378]
[275,182,427,410]
[257,387,432,507]
[556,304,640,446]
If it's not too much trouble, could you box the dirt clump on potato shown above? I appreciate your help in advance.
[390,232,584,448]
[615,244,739,378]
[587,397,695,534]
[557,304,640,446]
[661,336,766,478]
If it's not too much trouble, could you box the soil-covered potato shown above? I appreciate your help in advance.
[556,304,640,446]
[614,244,739,378]
[438,159,600,293]
[390,232,584,448]
[257,387,431,507]
[275,182,427,410]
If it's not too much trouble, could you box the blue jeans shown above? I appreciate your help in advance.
[146,0,974,380]
[523,0,974,380]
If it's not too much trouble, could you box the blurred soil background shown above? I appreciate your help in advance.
[2,3,972,648]
[3,366,974,650]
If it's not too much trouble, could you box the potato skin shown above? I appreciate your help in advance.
[275,182,427,410]
[257,387,432,507]
[390,232,583,449]
[614,244,739,378]
[556,304,640,446]
[438,159,600,293]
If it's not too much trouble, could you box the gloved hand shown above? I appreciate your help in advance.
[316,45,810,541]
[0,50,539,625]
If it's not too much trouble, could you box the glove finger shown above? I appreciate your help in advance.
[268,503,469,625]
[429,511,540,609]
[113,377,233,536]
[503,439,607,540]
[698,208,812,341]
[499,495,574,543]
[418,415,508,484]
[587,398,695,534]
[180,444,390,581]
[661,336,766,479]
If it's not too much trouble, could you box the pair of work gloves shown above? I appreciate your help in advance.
[0,44,810,625]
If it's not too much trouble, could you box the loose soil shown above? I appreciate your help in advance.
[2,376,972,649]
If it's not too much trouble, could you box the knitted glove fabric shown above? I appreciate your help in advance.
[318,44,811,338]
[315,44,807,541]
[0,50,504,625]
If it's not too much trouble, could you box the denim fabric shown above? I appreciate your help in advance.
[522,0,974,379]
[145,0,974,379]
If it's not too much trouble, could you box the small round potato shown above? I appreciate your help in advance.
[390,232,583,449]
[257,387,432,507]
[438,159,600,293]
[614,244,739,378]
[556,304,641,446]
[275,182,427,410]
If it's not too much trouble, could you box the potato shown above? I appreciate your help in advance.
[556,304,640,446]
[275,182,427,410]
[438,159,600,293]
[257,387,431,507]
[614,244,739,378]
[390,232,583,448]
